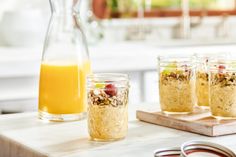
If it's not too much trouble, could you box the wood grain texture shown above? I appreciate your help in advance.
[136,108,236,137]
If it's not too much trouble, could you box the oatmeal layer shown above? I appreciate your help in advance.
[196,72,209,107]
[159,71,195,113]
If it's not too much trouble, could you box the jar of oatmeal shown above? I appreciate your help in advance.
[158,55,196,114]
[87,73,129,141]
[209,59,236,119]
[195,54,210,107]
[195,53,230,108]
[195,54,210,108]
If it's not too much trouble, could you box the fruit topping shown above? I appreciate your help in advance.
[218,65,225,73]
[105,84,117,96]
[162,62,177,75]
[95,83,105,89]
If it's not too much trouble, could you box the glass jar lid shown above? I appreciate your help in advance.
[154,147,181,157]
[153,141,235,157]
[181,141,236,157]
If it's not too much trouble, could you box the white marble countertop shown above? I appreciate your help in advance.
[1,108,236,157]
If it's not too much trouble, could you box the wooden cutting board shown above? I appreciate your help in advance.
[136,107,236,137]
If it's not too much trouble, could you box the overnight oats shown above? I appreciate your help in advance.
[87,74,129,141]
[158,56,196,114]
[209,61,236,119]
[195,55,209,107]
[196,71,209,107]
[195,53,230,108]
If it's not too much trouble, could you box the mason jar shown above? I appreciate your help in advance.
[195,53,230,108]
[87,73,129,141]
[158,55,196,114]
[209,59,236,119]
[195,54,210,108]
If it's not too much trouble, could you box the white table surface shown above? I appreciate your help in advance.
[1,106,236,157]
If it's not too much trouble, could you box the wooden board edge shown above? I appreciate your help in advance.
[136,110,214,137]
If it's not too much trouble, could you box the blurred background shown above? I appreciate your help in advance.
[0,0,236,114]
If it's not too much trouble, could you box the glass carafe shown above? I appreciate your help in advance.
[38,0,91,121]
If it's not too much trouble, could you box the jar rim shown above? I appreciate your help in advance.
[194,52,230,58]
[209,59,236,64]
[157,55,195,63]
[87,73,129,90]
[87,73,129,88]
[87,73,128,80]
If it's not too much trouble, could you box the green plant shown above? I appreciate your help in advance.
[107,0,118,12]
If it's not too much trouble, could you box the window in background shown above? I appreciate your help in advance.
[92,0,236,18]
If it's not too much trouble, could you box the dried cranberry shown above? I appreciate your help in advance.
[219,65,225,69]
[104,84,117,96]
[218,65,226,73]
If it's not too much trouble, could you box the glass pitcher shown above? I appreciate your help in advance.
[38,0,91,121]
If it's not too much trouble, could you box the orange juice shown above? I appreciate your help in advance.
[39,61,91,115]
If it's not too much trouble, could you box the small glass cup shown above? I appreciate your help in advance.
[87,73,129,141]
[158,55,196,114]
[209,59,236,119]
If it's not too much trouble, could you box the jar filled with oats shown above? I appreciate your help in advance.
[158,55,196,114]
[209,59,236,119]
[87,74,129,141]
[195,53,230,108]
[195,54,209,107]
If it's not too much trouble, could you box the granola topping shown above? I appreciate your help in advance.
[211,72,236,87]
[160,70,193,84]
[197,72,209,81]
[88,88,128,107]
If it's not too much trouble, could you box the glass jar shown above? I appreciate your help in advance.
[195,54,210,108]
[158,55,196,114]
[87,74,129,141]
[38,0,91,121]
[195,53,231,108]
[209,59,236,119]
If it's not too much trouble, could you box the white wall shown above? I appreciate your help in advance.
[1,0,236,113]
